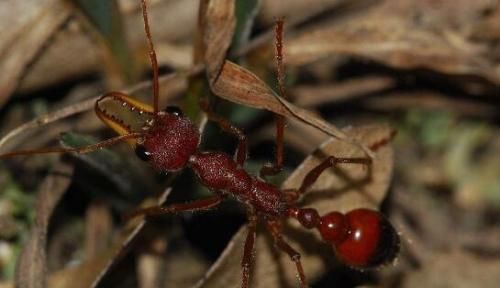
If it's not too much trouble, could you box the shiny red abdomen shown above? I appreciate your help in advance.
[335,209,399,268]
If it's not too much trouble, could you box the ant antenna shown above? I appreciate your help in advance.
[0,133,142,159]
[260,18,287,177]
[275,17,286,102]
[274,18,286,171]
[140,0,160,115]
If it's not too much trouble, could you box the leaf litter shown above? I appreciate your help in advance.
[1,0,500,287]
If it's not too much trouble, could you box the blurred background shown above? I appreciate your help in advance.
[0,0,499,287]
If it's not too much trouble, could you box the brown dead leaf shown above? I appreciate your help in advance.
[15,0,198,94]
[210,60,375,157]
[363,91,498,117]
[0,0,71,106]
[194,124,394,288]
[15,161,74,288]
[259,0,345,25]
[199,0,235,82]
[84,203,113,259]
[286,1,500,83]
[90,188,172,288]
[199,0,370,156]
[283,124,394,210]
[403,249,500,288]
[292,76,394,107]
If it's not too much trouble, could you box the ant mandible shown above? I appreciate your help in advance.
[0,1,399,287]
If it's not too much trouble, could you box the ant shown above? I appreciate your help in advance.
[0,1,399,287]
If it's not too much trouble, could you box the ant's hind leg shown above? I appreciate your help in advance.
[199,99,247,167]
[297,156,372,197]
[124,195,223,220]
[266,220,308,288]
[241,214,258,288]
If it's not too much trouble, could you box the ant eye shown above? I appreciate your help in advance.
[164,106,183,117]
[135,144,151,161]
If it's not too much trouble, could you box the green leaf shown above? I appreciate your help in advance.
[231,0,260,51]
[72,0,136,82]
[59,132,158,210]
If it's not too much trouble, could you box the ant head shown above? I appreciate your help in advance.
[136,105,200,172]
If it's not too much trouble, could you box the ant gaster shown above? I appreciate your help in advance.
[0,1,399,287]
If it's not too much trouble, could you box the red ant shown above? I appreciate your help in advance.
[0,1,399,287]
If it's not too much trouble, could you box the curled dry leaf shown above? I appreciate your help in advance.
[15,161,74,288]
[194,124,394,288]
[198,0,372,156]
[199,0,372,155]
[211,60,375,157]
[286,1,500,83]
[0,0,71,106]
[199,0,236,80]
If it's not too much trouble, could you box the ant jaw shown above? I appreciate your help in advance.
[95,92,156,147]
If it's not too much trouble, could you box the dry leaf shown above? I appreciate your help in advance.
[194,124,394,288]
[84,203,113,259]
[0,0,71,105]
[200,0,236,81]
[14,0,198,94]
[292,76,394,107]
[259,0,345,25]
[403,249,500,288]
[15,161,74,288]
[286,1,500,83]
[282,124,394,210]
[90,189,173,288]
[198,0,373,155]
[210,60,374,157]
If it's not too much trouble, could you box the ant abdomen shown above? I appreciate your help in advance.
[318,209,399,268]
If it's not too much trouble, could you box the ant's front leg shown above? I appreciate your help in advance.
[124,195,223,220]
[200,99,247,167]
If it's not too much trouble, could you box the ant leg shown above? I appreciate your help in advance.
[199,99,247,167]
[266,220,308,288]
[298,156,372,195]
[260,18,287,178]
[241,214,258,288]
[125,195,223,220]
